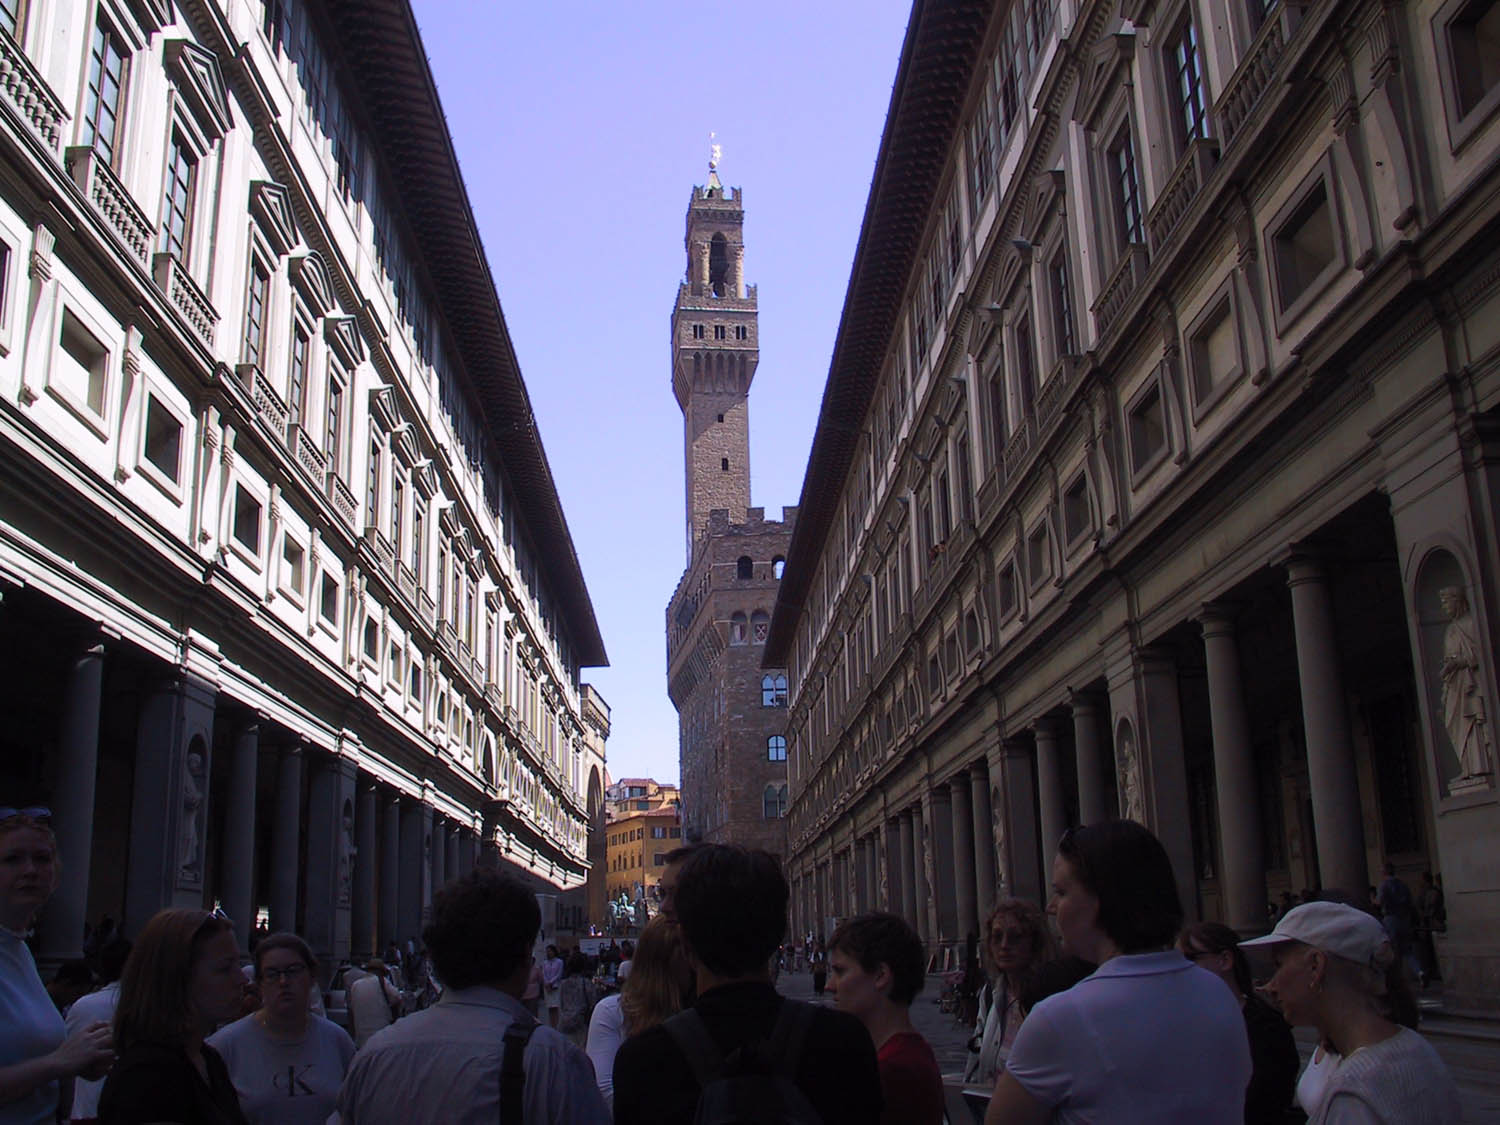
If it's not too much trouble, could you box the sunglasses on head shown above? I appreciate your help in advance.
[0,807,51,823]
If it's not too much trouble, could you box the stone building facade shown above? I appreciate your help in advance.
[765,0,1500,1006]
[0,0,607,976]
[559,683,609,933]
[666,170,794,857]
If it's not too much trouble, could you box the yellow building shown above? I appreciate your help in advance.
[605,778,683,910]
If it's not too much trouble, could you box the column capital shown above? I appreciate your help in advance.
[1197,601,1242,633]
[1066,689,1105,717]
[1033,715,1066,740]
[946,768,972,794]
[1277,546,1330,584]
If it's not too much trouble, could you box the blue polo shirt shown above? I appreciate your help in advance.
[1006,951,1251,1124]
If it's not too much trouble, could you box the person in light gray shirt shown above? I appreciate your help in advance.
[208,933,355,1125]
[338,869,609,1125]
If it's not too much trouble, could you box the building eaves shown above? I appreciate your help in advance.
[321,0,607,668]
[765,0,992,664]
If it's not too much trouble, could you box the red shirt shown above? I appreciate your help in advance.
[876,1031,943,1125]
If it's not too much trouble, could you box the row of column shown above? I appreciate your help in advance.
[34,636,483,974]
[792,554,1369,944]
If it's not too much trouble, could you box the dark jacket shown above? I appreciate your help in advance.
[99,1042,248,1125]
[1243,994,1304,1124]
[612,980,881,1125]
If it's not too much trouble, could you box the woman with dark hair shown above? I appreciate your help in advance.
[586,915,692,1108]
[964,898,1055,1085]
[985,821,1251,1124]
[206,933,354,1124]
[0,808,114,1124]
[1180,920,1302,1123]
[1244,902,1458,1124]
[98,908,248,1124]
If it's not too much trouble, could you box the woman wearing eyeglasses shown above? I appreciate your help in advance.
[964,898,1055,1086]
[0,806,114,1125]
[985,821,1251,1125]
[206,933,354,1125]
[97,908,247,1124]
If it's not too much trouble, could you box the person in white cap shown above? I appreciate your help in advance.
[1242,901,1460,1124]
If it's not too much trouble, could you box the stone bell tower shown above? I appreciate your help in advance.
[671,149,759,563]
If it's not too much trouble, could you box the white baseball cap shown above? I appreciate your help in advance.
[1240,901,1392,967]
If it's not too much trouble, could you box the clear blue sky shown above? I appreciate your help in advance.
[410,1,914,785]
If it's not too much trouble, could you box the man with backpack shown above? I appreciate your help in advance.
[337,868,609,1125]
[612,844,881,1125]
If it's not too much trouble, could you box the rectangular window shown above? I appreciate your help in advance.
[1451,0,1500,117]
[1108,128,1144,249]
[391,473,406,549]
[1014,314,1037,419]
[158,133,196,262]
[1189,294,1239,407]
[243,256,270,367]
[714,324,726,340]
[325,375,345,471]
[1166,15,1209,150]
[412,497,426,580]
[82,19,128,165]
[1272,181,1336,313]
[58,308,108,417]
[0,0,18,37]
[998,559,1019,618]
[692,323,704,339]
[233,486,262,555]
[142,395,182,484]
[1050,249,1075,357]
[1026,521,1052,588]
[288,323,310,427]
[365,433,381,528]
[987,352,1008,458]
[1063,473,1090,545]
[1128,382,1168,474]
[320,571,339,625]
[282,537,306,597]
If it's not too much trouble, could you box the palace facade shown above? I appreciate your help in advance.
[0,0,607,973]
[766,0,1500,1007]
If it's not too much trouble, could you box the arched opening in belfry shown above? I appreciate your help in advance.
[710,233,730,297]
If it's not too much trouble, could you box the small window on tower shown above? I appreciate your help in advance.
[714,325,726,340]
[717,413,725,423]
[721,458,729,471]
[735,325,748,340]
[693,324,705,339]
[710,233,730,296]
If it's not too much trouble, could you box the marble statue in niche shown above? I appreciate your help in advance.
[337,799,355,907]
[1116,725,1145,824]
[178,750,204,882]
[1440,586,1493,784]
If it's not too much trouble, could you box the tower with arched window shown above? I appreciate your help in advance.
[671,161,759,562]
[665,161,795,860]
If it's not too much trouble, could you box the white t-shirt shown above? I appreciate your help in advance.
[64,982,120,1120]
[584,992,626,1108]
[1313,1027,1459,1125]
[347,973,401,1049]
[1006,951,1251,1124]
[207,1012,355,1125]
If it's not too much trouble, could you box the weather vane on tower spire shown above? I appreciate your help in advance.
[709,131,722,173]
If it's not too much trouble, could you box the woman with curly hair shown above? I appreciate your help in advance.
[964,898,1055,1086]
[586,916,692,1108]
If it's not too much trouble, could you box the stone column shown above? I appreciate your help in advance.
[865,834,880,913]
[1034,720,1068,865]
[927,786,958,945]
[220,720,260,955]
[432,819,448,895]
[898,811,917,930]
[913,804,932,944]
[1286,556,1368,894]
[1070,694,1110,826]
[353,784,377,962]
[990,735,1042,905]
[304,752,356,970]
[399,800,428,943]
[970,760,997,921]
[40,642,105,964]
[444,826,459,889]
[950,772,979,943]
[1135,648,1199,920]
[269,746,303,934]
[380,796,401,949]
[1200,607,1268,933]
[124,677,217,937]
[458,828,476,878]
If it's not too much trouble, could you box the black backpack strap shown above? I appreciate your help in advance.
[500,1014,539,1124]
[662,1008,725,1089]
[765,999,816,1077]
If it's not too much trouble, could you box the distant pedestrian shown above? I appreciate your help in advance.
[1416,871,1444,985]
[346,959,403,1048]
[810,939,828,996]
[611,845,881,1125]
[1245,901,1459,1124]
[1376,863,1422,983]
[336,868,608,1125]
[828,913,943,1125]
[208,933,354,1125]
[0,806,113,1124]
[965,898,1055,1086]
[521,957,544,1018]
[985,820,1250,1124]
[99,908,248,1125]
[1180,921,1302,1124]
[66,937,132,1124]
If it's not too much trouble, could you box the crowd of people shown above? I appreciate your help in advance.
[1,804,1468,1124]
